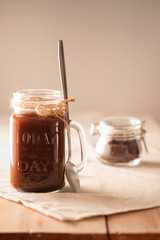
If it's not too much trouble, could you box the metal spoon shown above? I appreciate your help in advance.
[58,40,80,192]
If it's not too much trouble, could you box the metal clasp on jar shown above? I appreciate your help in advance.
[90,123,99,136]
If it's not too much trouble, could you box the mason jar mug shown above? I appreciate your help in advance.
[10,89,87,192]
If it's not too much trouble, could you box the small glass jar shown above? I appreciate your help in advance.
[90,116,147,166]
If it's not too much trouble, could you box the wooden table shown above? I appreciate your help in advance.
[1,197,160,240]
[1,116,160,239]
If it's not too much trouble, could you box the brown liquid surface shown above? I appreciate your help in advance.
[10,113,65,192]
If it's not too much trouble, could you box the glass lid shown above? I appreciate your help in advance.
[99,116,142,131]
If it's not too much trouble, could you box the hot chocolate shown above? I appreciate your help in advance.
[10,113,65,192]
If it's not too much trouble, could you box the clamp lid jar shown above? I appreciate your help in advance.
[90,116,147,166]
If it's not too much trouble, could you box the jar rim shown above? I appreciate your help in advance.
[13,89,63,101]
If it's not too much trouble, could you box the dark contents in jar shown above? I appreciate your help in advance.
[101,139,140,163]
[10,113,65,192]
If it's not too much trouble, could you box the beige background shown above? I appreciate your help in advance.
[0,0,160,120]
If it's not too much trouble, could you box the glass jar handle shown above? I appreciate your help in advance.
[70,120,87,172]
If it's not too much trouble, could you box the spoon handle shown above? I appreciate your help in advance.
[58,40,71,160]
[58,40,69,123]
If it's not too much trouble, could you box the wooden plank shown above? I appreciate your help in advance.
[0,197,107,240]
[107,207,160,240]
